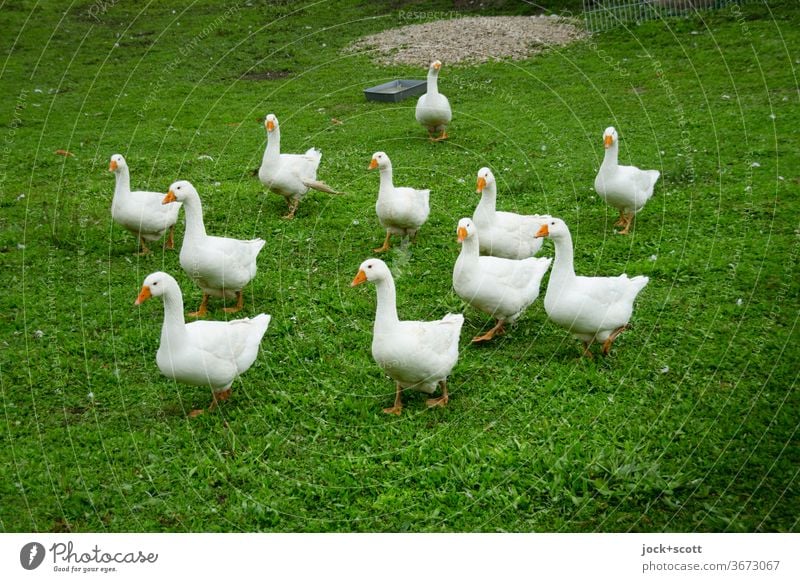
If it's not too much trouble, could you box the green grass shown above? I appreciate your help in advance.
[1,0,798,532]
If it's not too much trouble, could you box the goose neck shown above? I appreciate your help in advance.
[160,286,188,348]
[377,164,394,196]
[458,235,480,267]
[475,183,497,216]
[373,276,399,330]
[262,128,281,167]
[550,233,576,283]
[601,141,619,169]
[113,167,131,201]
[180,193,207,239]
[427,70,440,96]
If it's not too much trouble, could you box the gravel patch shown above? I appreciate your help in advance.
[348,15,587,67]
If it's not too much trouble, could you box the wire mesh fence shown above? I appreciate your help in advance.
[582,0,750,33]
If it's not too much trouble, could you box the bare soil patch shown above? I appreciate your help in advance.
[348,15,586,67]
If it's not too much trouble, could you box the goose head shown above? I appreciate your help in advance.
[264,113,279,133]
[603,126,618,149]
[476,167,495,194]
[135,271,177,305]
[457,217,477,243]
[429,60,442,74]
[368,151,390,171]
[535,217,569,240]
[108,154,127,173]
[351,258,391,287]
[163,180,196,204]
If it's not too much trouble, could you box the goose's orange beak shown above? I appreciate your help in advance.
[108,160,118,172]
[433,62,441,70]
[266,119,275,132]
[457,226,468,243]
[535,224,549,238]
[604,134,613,149]
[476,176,486,193]
[351,270,367,287]
[368,158,378,170]
[162,190,177,205]
[135,285,152,305]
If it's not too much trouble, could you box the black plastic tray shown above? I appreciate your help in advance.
[364,79,427,103]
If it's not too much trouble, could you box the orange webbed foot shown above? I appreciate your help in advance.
[601,325,630,355]
[616,213,634,235]
[223,292,244,314]
[426,395,449,408]
[374,232,391,253]
[471,321,505,344]
[188,294,210,318]
[136,238,152,255]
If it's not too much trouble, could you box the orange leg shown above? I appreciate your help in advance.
[208,388,232,412]
[431,128,449,142]
[191,388,232,417]
[617,213,634,235]
[164,226,175,250]
[283,198,299,220]
[426,380,449,408]
[137,237,152,256]
[373,231,391,253]
[601,325,630,355]
[613,211,626,227]
[223,291,244,314]
[581,341,594,359]
[188,293,209,318]
[383,382,403,415]
[472,320,506,343]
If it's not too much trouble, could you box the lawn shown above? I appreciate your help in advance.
[0,0,798,532]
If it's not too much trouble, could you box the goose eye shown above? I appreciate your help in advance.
[367,265,372,269]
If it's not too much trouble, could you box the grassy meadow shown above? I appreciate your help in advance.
[0,0,798,532]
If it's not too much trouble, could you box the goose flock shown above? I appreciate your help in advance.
[118,59,658,415]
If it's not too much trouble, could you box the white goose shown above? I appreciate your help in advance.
[535,217,649,356]
[109,154,180,254]
[415,60,452,141]
[163,181,265,317]
[135,271,270,416]
[594,126,660,234]
[257,113,339,219]
[453,218,551,343]
[368,151,430,253]
[351,258,463,414]
[473,167,549,259]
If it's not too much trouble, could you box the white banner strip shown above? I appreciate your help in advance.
[2,533,799,581]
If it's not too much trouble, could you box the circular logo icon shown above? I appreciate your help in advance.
[20,542,46,570]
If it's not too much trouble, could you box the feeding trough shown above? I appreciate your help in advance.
[364,79,426,103]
